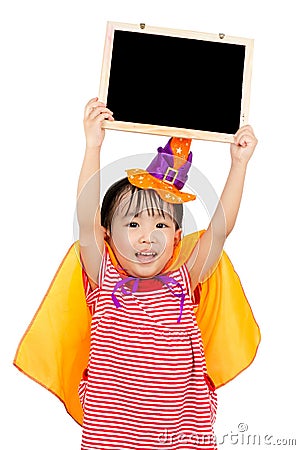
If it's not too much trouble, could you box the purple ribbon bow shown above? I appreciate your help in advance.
[112,275,185,323]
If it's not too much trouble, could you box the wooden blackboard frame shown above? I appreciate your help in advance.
[99,22,254,143]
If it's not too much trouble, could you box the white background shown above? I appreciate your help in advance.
[1,0,299,448]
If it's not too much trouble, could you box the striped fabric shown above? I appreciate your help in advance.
[79,246,217,449]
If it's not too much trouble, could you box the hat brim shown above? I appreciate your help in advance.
[126,169,196,204]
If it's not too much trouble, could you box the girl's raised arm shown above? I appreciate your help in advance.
[187,125,258,291]
[76,98,114,290]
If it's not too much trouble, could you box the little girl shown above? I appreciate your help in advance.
[76,98,258,450]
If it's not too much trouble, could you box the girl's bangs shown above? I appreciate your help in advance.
[123,187,173,219]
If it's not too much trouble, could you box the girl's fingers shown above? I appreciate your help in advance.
[84,98,98,116]
[94,112,114,123]
[236,131,251,142]
[84,99,108,119]
[234,127,257,147]
[234,125,253,141]
[84,104,113,121]
[86,97,98,106]
[89,106,113,121]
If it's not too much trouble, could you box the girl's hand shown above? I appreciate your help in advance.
[83,98,114,149]
[230,125,258,166]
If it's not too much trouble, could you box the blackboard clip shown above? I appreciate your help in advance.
[219,33,225,40]
[140,23,146,30]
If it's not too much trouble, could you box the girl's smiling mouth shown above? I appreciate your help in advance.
[135,251,158,263]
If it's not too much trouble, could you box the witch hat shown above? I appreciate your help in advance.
[126,137,196,204]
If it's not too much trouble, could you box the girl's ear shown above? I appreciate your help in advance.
[174,229,182,247]
[101,226,110,241]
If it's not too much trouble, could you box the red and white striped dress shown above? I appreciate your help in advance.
[79,245,217,450]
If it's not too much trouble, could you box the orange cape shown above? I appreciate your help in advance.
[13,232,261,425]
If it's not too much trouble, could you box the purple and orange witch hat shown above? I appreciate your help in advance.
[126,137,196,204]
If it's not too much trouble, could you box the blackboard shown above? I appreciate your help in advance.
[99,22,254,143]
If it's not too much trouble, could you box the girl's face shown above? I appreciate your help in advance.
[106,191,181,278]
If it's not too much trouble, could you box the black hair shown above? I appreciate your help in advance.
[101,177,183,232]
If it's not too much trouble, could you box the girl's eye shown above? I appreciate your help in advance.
[156,223,168,228]
[128,222,139,228]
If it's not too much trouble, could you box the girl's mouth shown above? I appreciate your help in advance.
[135,251,158,263]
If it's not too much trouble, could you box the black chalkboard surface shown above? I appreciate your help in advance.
[99,23,253,142]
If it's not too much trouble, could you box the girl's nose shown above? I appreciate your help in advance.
[138,234,152,244]
[138,227,155,244]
